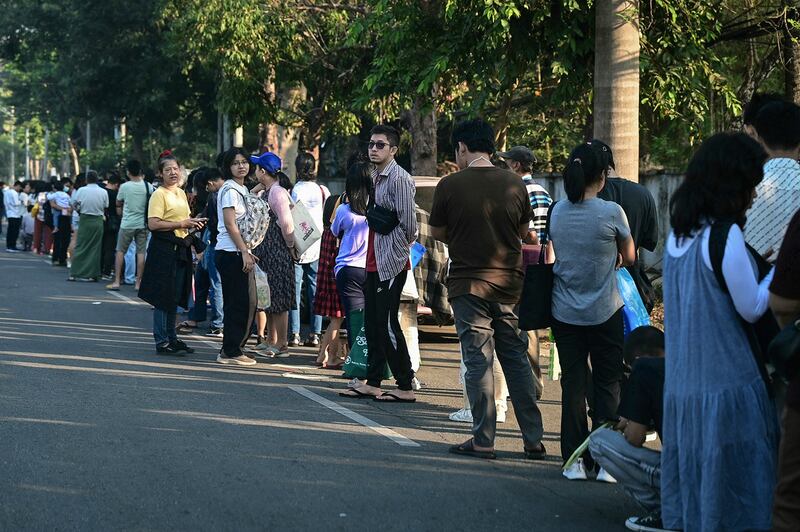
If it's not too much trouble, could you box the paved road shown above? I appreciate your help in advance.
[0,251,638,531]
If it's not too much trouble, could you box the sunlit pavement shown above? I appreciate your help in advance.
[0,250,638,531]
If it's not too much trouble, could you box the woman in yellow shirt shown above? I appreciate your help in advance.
[138,152,207,355]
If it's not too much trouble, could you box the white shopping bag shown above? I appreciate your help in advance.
[290,199,322,255]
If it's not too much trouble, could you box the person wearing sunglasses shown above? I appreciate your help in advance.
[340,124,418,403]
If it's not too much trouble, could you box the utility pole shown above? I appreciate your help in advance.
[41,128,50,180]
[9,112,15,180]
[24,127,30,180]
[85,119,91,176]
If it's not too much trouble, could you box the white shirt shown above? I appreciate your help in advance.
[667,223,773,323]
[744,157,800,256]
[290,180,330,263]
[3,188,22,218]
[71,183,109,216]
[216,180,248,252]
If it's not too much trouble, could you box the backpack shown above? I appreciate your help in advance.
[221,183,270,249]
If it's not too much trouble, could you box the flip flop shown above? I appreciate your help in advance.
[373,392,416,403]
[105,284,120,291]
[449,440,497,460]
[338,388,376,399]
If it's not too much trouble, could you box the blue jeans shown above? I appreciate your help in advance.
[289,261,322,335]
[205,243,224,328]
[153,308,178,346]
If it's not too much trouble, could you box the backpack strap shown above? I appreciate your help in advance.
[538,200,558,265]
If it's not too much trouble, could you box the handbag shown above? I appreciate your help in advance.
[289,198,323,255]
[518,202,557,331]
[365,190,399,235]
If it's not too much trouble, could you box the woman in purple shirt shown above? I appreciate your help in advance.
[332,163,371,340]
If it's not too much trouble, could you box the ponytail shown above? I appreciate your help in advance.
[562,143,605,204]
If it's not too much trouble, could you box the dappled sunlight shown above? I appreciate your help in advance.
[0,416,94,427]
[42,296,139,305]
[16,483,86,496]
[0,316,142,331]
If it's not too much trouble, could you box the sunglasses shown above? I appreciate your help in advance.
[368,141,393,150]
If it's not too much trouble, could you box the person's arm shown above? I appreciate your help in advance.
[270,187,296,248]
[614,206,636,267]
[428,180,448,244]
[622,420,649,447]
[717,225,773,323]
[116,200,124,217]
[148,217,203,232]
[395,176,417,243]
[769,293,800,328]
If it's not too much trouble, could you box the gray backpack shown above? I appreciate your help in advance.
[221,183,270,249]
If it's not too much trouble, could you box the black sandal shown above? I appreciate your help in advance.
[449,439,496,460]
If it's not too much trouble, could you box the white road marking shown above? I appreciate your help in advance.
[281,372,331,381]
[107,291,147,306]
[288,385,420,448]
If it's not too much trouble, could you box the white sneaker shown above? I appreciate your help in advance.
[562,458,588,480]
[596,467,618,483]
[217,353,257,366]
[449,408,473,423]
[495,403,507,423]
[411,377,423,390]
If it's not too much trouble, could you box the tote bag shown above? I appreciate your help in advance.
[518,202,556,331]
[342,309,392,379]
[290,199,322,255]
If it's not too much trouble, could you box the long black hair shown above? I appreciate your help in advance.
[295,152,316,182]
[221,147,252,180]
[345,162,372,216]
[669,132,766,239]
[563,143,606,203]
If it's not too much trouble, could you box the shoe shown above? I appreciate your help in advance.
[304,333,320,347]
[523,443,547,460]
[562,458,588,480]
[596,467,617,484]
[156,343,184,356]
[449,408,473,423]
[216,353,257,366]
[411,377,423,390]
[625,513,672,532]
[496,402,507,423]
[101,274,113,281]
[6,248,19,253]
[206,328,224,338]
[272,346,290,358]
[170,340,195,354]
[288,334,301,347]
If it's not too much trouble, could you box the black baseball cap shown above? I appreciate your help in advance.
[497,145,537,165]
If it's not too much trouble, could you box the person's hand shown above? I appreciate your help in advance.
[181,218,206,231]
[615,252,623,270]
[288,245,301,262]
[242,251,256,273]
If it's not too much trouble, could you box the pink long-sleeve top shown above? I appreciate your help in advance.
[267,184,295,248]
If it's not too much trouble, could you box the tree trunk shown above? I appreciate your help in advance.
[406,91,438,176]
[68,138,80,177]
[593,0,640,182]
[494,79,519,152]
[784,22,800,104]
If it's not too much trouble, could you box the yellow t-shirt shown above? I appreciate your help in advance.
[148,186,190,238]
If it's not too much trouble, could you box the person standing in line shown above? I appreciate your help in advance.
[107,160,154,291]
[661,133,778,532]
[550,142,635,481]
[21,205,35,251]
[67,174,86,264]
[3,181,23,252]
[0,181,5,238]
[197,169,225,337]
[49,180,72,266]
[288,152,330,347]
[769,208,800,531]
[214,148,259,366]
[593,140,659,312]
[426,118,545,459]
[744,100,800,259]
[33,182,54,255]
[339,125,418,402]
[68,171,109,281]
[251,152,298,358]
[138,152,205,355]
[498,145,550,399]
[101,173,122,280]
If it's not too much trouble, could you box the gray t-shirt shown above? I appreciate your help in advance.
[550,197,631,326]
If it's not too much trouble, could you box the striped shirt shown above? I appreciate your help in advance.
[745,158,800,257]
[371,159,418,281]
[523,175,552,243]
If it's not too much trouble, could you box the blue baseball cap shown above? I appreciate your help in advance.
[250,152,282,174]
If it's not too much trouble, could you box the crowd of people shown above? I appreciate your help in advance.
[3,93,800,531]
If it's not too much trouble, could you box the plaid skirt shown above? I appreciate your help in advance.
[313,229,344,318]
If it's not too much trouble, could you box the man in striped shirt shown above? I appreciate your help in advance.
[499,146,552,245]
[340,124,419,403]
[745,99,800,259]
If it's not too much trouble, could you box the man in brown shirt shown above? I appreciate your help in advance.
[429,118,545,460]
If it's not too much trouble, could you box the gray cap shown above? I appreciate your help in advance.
[497,145,537,165]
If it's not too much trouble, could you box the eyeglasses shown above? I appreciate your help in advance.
[368,141,392,150]
[231,161,249,167]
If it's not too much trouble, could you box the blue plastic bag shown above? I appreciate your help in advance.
[410,242,426,269]
[616,268,650,336]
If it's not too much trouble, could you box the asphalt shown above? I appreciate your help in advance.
[0,249,639,531]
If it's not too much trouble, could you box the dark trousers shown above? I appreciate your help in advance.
[189,258,211,323]
[6,217,21,250]
[774,405,800,531]
[364,270,413,390]
[552,308,624,466]
[102,227,118,276]
[216,250,256,357]
[51,216,71,264]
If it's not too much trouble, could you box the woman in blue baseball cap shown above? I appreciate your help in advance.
[250,152,298,357]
